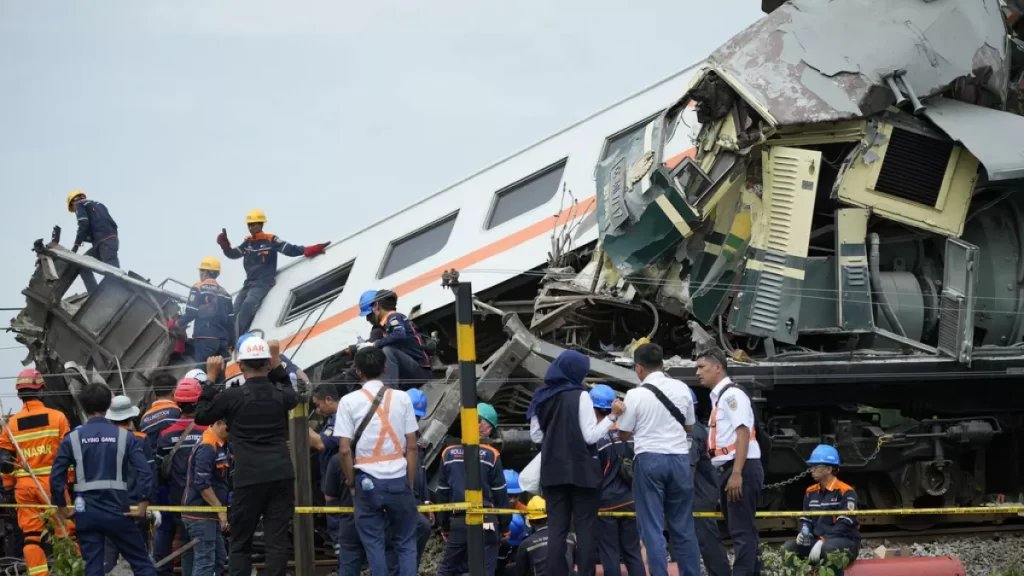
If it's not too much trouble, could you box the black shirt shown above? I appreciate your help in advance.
[195,366,298,487]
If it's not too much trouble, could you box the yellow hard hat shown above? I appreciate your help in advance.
[526,496,546,521]
[66,190,86,212]
[199,256,221,272]
[246,209,267,224]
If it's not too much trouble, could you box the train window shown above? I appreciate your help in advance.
[378,211,459,279]
[485,159,567,230]
[600,111,663,163]
[280,260,355,324]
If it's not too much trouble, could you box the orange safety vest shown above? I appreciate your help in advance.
[0,400,70,489]
[354,388,405,466]
[708,384,757,459]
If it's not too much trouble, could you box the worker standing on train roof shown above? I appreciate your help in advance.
[216,208,330,336]
[50,383,157,576]
[168,257,235,365]
[589,384,646,576]
[153,378,208,576]
[66,190,120,292]
[0,368,72,576]
[435,402,510,576]
[694,347,764,576]
[405,388,434,567]
[514,496,577,576]
[782,445,860,575]
[104,395,161,574]
[369,289,432,390]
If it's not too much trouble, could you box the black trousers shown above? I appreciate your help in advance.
[228,478,295,576]
[782,538,858,576]
[717,459,764,576]
[545,484,599,576]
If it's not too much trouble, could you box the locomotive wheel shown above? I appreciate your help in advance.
[866,474,936,531]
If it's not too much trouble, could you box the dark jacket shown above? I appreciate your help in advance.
[182,429,232,519]
[515,526,576,576]
[74,199,118,248]
[536,352,601,489]
[435,443,510,533]
[374,311,430,368]
[50,417,153,517]
[125,429,155,506]
[688,422,720,512]
[801,479,860,543]
[155,417,208,506]
[221,232,305,286]
[596,428,633,510]
[195,367,298,487]
[179,279,235,342]
[141,399,180,454]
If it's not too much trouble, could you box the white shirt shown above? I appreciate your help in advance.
[529,389,614,445]
[616,371,695,456]
[708,377,761,466]
[334,380,419,480]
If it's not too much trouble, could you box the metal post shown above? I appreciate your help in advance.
[443,270,485,576]
[289,398,315,576]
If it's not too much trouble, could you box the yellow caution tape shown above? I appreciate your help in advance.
[0,502,1020,518]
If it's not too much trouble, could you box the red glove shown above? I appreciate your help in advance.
[167,318,177,330]
[217,229,231,250]
[303,242,329,258]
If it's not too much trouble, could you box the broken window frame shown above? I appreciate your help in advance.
[278,260,356,325]
[484,159,568,230]
[377,211,460,280]
[596,111,664,168]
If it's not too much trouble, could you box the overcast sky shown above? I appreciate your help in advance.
[0,0,763,411]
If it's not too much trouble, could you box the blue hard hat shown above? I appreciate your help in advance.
[509,514,527,546]
[407,388,428,418]
[358,289,378,317]
[590,384,617,410]
[504,469,522,495]
[807,444,841,466]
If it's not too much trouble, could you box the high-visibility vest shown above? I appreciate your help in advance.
[354,389,405,467]
[708,384,757,459]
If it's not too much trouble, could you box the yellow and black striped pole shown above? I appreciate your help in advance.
[444,270,485,576]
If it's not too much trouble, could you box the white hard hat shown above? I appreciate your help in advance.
[237,336,272,361]
[184,369,208,384]
[106,395,140,422]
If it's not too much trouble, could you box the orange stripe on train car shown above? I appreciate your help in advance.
[225,145,697,378]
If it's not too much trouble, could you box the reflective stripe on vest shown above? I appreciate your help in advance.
[354,388,404,466]
[708,385,756,458]
[69,428,128,492]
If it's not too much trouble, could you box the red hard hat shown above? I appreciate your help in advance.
[174,378,202,403]
[15,368,45,391]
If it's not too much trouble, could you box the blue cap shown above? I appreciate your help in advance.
[807,445,841,466]
[509,514,527,546]
[359,289,378,317]
[407,388,427,418]
[504,469,522,495]
[589,384,616,410]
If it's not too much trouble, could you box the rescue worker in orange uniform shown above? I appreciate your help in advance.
[216,209,329,336]
[0,369,72,576]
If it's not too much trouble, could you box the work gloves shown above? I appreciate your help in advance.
[303,242,329,258]
[808,539,825,563]
[148,510,162,530]
[217,228,231,251]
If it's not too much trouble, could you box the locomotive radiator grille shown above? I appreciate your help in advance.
[937,293,964,358]
[874,127,953,207]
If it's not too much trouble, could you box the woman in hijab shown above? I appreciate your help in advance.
[526,350,624,576]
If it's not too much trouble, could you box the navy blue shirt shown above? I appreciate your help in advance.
[182,429,232,519]
[688,422,720,511]
[318,413,339,481]
[51,417,154,517]
[596,428,634,510]
[436,443,510,532]
[179,279,234,342]
[141,399,180,454]
[221,232,305,286]
[374,311,430,368]
[74,199,118,247]
[155,418,208,507]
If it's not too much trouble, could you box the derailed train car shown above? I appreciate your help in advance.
[10,0,1024,529]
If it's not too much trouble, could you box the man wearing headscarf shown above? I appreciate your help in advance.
[527,350,623,576]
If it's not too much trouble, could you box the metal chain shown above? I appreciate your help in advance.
[763,435,894,491]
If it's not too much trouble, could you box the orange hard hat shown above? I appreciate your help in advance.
[15,368,45,391]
